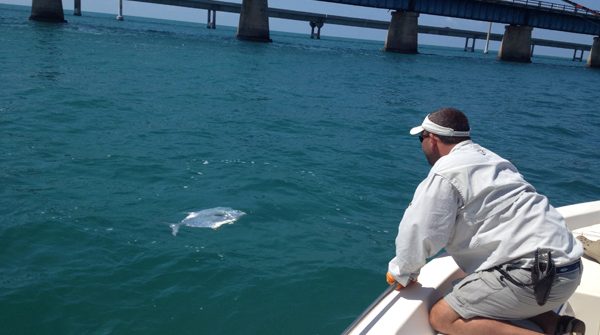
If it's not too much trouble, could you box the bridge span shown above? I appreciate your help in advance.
[319,0,600,35]
[314,0,600,65]
[129,0,592,61]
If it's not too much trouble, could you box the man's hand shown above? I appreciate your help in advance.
[386,272,418,290]
[386,272,406,290]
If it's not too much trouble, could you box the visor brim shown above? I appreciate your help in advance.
[409,125,424,135]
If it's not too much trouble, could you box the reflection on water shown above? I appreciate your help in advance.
[30,21,66,82]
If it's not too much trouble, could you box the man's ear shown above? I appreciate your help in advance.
[428,134,439,145]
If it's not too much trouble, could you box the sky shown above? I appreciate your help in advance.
[3,0,599,58]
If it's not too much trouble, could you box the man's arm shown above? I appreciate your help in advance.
[387,174,462,287]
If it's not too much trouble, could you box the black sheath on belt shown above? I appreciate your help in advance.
[532,248,556,306]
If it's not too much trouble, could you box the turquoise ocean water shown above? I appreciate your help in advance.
[1,4,599,334]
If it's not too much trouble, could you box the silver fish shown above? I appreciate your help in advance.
[170,207,246,236]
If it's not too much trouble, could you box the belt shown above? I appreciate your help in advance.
[504,259,581,273]
[495,260,581,290]
[555,260,581,274]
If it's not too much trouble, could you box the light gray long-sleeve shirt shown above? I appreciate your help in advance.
[388,141,583,286]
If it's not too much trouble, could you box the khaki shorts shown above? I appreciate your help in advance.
[444,262,582,320]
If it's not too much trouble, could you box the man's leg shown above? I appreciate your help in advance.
[429,298,544,335]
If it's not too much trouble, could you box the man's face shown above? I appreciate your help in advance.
[420,131,441,166]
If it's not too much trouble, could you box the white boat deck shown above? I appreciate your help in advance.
[569,223,600,335]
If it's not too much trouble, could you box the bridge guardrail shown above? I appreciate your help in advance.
[501,0,599,16]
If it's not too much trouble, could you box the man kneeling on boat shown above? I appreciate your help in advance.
[386,108,585,335]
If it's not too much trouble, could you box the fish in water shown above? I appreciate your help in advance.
[170,207,246,236]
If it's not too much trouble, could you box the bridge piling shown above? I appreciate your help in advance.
[316,21,323,39]
[116,0,124,21]
[74,0,81,16]
[309,21,324,39]
[237,0,271,42]
[573,49,584,62]
[498,25,533,63]
[484,22,492,54]
[587,37,600,68]
[30,0,65,22]
[464,37,476,52]
[309,20,323,39]
[207,9,216,29]
[384,11,419,54]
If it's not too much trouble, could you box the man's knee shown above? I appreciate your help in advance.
[429,302,444,331]
[429,298,458,332]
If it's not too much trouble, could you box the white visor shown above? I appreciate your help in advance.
[409,114,470,137]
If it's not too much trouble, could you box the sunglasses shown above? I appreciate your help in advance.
[419,133,429,143]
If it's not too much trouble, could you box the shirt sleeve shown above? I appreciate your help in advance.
[388,174,462,286]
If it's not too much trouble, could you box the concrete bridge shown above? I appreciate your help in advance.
[29,0,600,67]
[320,0,600,35]
[318,0,600,65]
